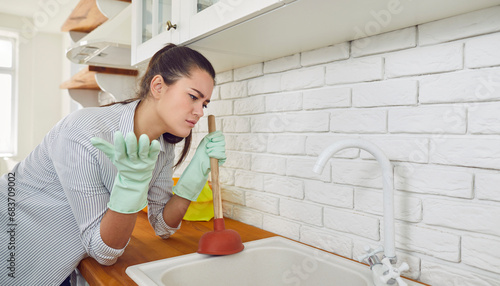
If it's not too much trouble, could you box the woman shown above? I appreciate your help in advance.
[0,44,225,286]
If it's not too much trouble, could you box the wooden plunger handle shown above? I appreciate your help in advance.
[208,115,223,219]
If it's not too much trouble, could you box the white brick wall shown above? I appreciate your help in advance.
[431,137,500,169]
[302,86,351,110]
[385,43,464,78]
[264,53,301,73]
[305,134,359,157]
[469,101,500,134]
[462,235,500,273]
[304,180,353,209]
[352,79,418,107]
[280,198,323,226]
[233,63,263,81]
[324,207,380,240]
[354,188,422,222]
[190,5,500,285]
[301,42,349,66]
[466,32,500,68]
[419,68,500,103]
[331,109,387,133]
[326,56,383,85]
[265,91,302,112]
[222,116,250,133]
[421,260,500,286]
[233,95,265,115]
[247,73,281,95]
[475,171,500,202]
[300,226,352,257]
[281,66,325,90]
[263,215,301,240]
[418,5,500,46]
[220,81,247,99]
[351,27,416,57]
[267,134,306,155]
[389,105,467,134]
[251,154,286,175]
[424,199,500,237]
[395,222,460,262]
[360,136,429,163]
[394,164,473,198]
[263,174,304,199]
[245,191,279,215]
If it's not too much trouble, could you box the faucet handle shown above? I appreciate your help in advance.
[380,257,409,286]
[357,245,384,262]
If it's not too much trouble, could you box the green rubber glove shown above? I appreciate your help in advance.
[91,131,161,214]
[174,131,226,201]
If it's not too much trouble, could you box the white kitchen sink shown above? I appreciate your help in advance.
[126,236,418,286]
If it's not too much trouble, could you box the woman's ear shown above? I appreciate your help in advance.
[150,75,165,99]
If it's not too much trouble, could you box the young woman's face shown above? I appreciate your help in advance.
[155,69,214,138]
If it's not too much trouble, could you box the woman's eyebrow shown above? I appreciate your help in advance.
[192,88,205,98]
[192,88,210,103]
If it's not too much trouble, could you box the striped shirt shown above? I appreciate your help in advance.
[0,100,179,286]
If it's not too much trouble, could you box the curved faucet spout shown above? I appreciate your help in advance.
[313,139,396,260]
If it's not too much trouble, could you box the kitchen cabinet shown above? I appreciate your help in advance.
[131,0,181,65]
[178,0,288,43]
[131,0,288,66]
[131,0,500,73]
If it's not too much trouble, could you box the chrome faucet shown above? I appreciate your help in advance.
[313,139,409,286]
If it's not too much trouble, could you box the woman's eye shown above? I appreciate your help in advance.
[190,93,207,108]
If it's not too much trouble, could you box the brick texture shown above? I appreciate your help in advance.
[189,5,500,285]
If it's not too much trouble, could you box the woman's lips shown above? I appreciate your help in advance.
[186,120,197,127]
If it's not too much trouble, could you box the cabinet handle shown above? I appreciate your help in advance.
[166,21,177,31]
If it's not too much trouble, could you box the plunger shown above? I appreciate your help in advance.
[197,115,245,255]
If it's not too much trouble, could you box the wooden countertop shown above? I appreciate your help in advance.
[77,211,277,285]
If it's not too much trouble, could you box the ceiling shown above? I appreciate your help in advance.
[0,0,78,33]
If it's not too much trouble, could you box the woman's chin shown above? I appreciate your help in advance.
[171,129,192,138]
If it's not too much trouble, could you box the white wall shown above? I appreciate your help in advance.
[0,12,67,170]
[188,5,500,285]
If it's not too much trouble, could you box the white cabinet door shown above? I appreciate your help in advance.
[179,0,285,43]
[131,0,181,66]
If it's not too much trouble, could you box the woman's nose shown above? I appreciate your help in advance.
[193,103,204,117]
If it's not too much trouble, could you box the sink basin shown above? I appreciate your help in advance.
[126,236,416,286]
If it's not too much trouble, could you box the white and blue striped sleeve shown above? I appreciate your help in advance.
[50,126,126,266]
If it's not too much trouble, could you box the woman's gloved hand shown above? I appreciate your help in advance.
[91,131,161,214]
[174,131,226,201]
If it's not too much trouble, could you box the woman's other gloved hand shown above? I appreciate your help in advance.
[174,131,226,201]
[91,131,161,213]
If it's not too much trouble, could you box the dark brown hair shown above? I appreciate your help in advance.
[111,43,216,168]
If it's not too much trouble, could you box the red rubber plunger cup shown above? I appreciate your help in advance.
[197,115,244,255]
